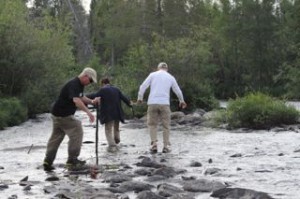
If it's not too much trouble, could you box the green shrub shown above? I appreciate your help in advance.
[122,103,147,119]
[227,92,299,129]
[21,81,57,118]
[213,109,228,125]
[0,97,28,129]
[182,82,219,112]
[0,110,9,130]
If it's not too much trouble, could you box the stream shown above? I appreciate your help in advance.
[0,102,300,198]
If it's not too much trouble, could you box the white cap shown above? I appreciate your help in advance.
[81,67,97,83]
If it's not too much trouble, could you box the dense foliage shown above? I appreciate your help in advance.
[90,0,300,100]
[0,98,28,130]
[227,93,299,129]
[0,0,77,118]
[1,0,300,128]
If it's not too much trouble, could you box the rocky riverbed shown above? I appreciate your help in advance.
[1,109,300,199]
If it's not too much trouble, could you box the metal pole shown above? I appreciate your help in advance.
[131,106,135,118]
[95,105,99,165]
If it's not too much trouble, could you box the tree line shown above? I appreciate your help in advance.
[89,0,300,103]
[0,0,300,123]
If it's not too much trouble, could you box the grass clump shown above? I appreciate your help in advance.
[227,92,299,129]
[0,97,28,130]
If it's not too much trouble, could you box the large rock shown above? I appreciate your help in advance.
[136,190,165,199]
[101,172,132,183]
[171,112,186,121]
[211,187,274,199]
[182,179,227,192]
[118,181,154,193]
[157,183,184,197]
[136,157,165,168]
[152,167,177,178]
[55,187,117,199]
[177,114,203,125]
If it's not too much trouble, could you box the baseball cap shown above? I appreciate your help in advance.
[81,67,97,83]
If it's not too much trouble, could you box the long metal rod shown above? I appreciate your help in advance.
[95,105,99,165]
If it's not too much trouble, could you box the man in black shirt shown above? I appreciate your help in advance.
[43,67,98,171]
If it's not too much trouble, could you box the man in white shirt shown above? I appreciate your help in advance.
[137,62,187,153]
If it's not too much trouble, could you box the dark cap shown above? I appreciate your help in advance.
[101,78,110,85]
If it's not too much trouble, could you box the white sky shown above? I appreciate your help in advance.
[27,0,91,14]
[81,0,91,13]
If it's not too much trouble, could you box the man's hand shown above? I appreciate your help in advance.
[87,112,95,123]
[179,102,187,109]
[92,97,101,105]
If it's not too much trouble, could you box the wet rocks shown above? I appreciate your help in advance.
[109,181,154,193]
[136,190,165,199]
[43,185,57,194]
[294,148,300,153]
[230,153,242,158]
[101,171,133,183]
[204,168,222,175]
[171,111,186,121]
[190,161,202,167]
[0,184,9,191]
[125,110,206,129]
[157,183,184,197]
[45,176,60,181]
[55,187,117,199]
[177,114,204,125]
[23,185,31,191]
[7,195,17,199]
[211,187,275,199]
[270,125,300,133]
[182,179,227,192]
[181,176,196,181]
[134,168,153,176]
[135,184,196,199]
[19,176,29,186]
[152,166,177,178]
[136,157,165,168]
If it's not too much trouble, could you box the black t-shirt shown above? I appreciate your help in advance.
[51,77,84,117]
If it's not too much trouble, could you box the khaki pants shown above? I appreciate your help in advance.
[105,120,120,147]
[44,115,83,164]
[147,104,171,147]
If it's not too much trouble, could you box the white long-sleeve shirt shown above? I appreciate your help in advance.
[138,70,185,105]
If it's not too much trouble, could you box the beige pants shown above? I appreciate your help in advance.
[44,115,83,164]
[147,104,171,147]
[105,120,120,147]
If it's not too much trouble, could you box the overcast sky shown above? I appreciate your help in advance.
[81,0,91,13]
[27,0,91,13]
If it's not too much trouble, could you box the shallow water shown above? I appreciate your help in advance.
[1,109,300,198]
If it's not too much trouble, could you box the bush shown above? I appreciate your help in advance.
[21,80,60,118]
[182,82,219,112]
[122,103,147,119]
[0,110,9,130]
[227,92,299,129]
[0,97,28,129]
